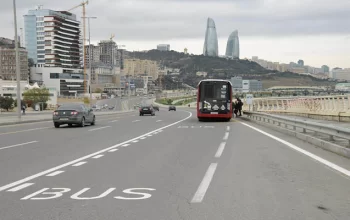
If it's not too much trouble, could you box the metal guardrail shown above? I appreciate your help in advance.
[242,95,350,117]
[243,111,350,148]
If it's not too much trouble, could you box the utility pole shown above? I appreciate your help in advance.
[13,0,21,120]
[82,16,97,107]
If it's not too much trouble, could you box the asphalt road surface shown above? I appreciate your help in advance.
[1,107,350,220]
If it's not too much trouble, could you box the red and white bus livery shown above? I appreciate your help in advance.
[197,79,233,121]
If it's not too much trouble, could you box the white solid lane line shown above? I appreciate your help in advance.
[46,171,65,177]
[132,120,141,123]
[88,126,111,132]
[72,162,87,167]
[7,183,34,192]
[191,163,218,203]
[215,142,226,158]
[0,141,38,151]
[227,126,230,131]
[108,149,118,152]
[92,154,104,159]
[0,111,192,192]
[223,132,229,140]
[241,122,350,178]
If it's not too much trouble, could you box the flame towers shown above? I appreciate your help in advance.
[225,30,239,59]
[203,18,218,57]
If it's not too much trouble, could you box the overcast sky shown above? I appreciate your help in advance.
[2,0,350,68]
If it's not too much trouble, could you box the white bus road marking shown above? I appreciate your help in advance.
[46,171,65,177]
[92,154,104,159]
[132,120,141,123]
[140,137,146,139]
[72,162,87,167]
[132,140,139,143]
[108,149,118,152]
[88,126,111,132]
[0,111,192,192]
[109,120,118,123]
[0,141,38,151]
[241,122,350,178]
[215,142,226,158]
[191,163,218,203]
[20,187,156,201]
[223,132,229,140]
[121,144,130,147]
[7,183,34,192]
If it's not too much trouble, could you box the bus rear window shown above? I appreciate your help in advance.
[201,82,228,100]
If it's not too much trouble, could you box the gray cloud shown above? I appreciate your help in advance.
[1,0,350,41]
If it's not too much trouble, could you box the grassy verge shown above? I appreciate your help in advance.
[156,96,195,106]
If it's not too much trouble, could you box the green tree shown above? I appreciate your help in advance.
[0,96,14,111]
[23,88,50,105]
[167,98,173,105]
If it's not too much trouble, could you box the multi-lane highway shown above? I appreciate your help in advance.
[1,106,350,219]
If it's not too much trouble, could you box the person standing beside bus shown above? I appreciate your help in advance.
[236,98,243,116]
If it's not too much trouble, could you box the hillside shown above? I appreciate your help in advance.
[125,50,336,89]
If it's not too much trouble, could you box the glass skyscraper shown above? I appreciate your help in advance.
[225,30,239,59]
[24,6,81,68]
[203,18,218,57]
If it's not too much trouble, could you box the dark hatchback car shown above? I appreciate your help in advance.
[169,105,176,111]
[153,105,159,111]
[139,105,155,116]
[53,104,95,128]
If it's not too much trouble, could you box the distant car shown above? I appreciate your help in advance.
[153,105,159,111]
[169,105,176,111]
[53,104,95,128]
[139,105,155,116]
[108,106,115,110]
[92,105,101,111]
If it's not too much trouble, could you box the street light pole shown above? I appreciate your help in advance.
[13,0,21,120]
[82,16,97,107]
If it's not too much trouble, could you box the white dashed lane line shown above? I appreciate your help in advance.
[223,132,229,140]
[191,163,218,203]
[156,120,162,122]
[92,155,104,159]
[46,171,65,177]
[227,126,230,131]
[88,126,111,132]
[0,141,38,151]
[72,162,87,167]
[215,142,226,158]
[7,183,34,192]
[121,144,130,147]
[132,120,141,123]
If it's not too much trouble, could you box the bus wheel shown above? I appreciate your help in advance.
[198,117,203,122]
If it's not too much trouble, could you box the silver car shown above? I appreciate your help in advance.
[53,104,95,128]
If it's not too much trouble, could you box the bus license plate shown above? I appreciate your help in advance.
[60,118,69,120]
[210,112,218,114]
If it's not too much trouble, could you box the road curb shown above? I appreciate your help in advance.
[240,116,350,159]
[0,110,135,126]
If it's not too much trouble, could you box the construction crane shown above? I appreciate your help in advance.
[110,34,115,41]
[68,0,89,93]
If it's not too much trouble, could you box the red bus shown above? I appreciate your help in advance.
[197,79,233,121]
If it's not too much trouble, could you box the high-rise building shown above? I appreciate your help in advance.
[298,59,304,66]
[98,40,118,67]
[157,44,170,51]
[225,30,239,59]
[203,18,218,57]
[23,6,81,68]
[85,44,100,66]
[321,65,330,73]
[0,47,28,80]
